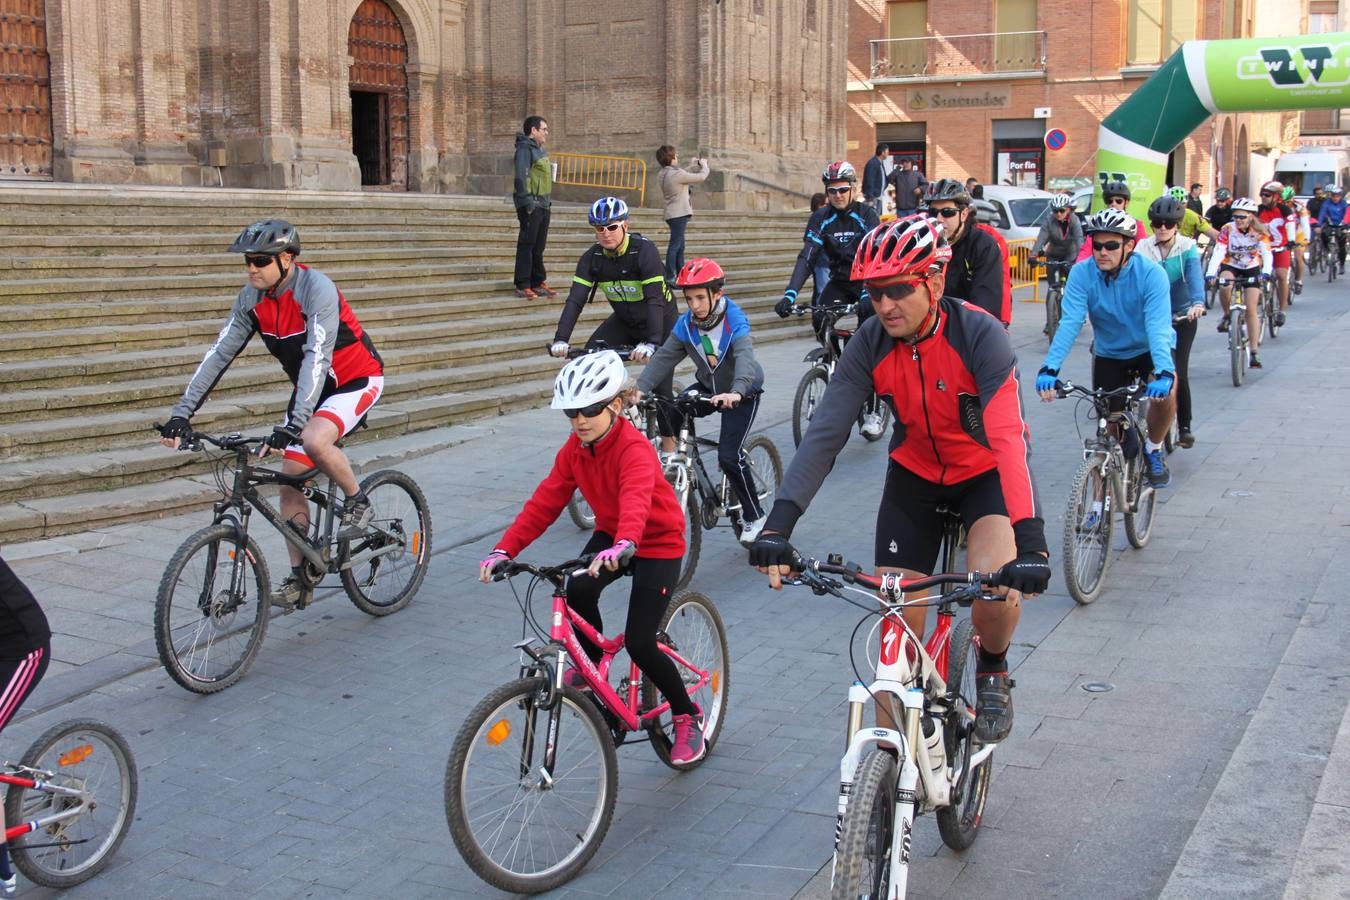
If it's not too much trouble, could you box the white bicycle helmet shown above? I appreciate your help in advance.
[552,350,627,410]
[1083,208,1136,237]
[1048,193,1073,210]
[1230,197,1260,213]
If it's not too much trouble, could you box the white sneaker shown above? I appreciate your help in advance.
[860,412,885,438]
[739,515,768,545]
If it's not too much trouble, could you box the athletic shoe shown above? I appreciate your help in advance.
[1144,448,1171,488]
[1292,280,1303,296]
[860,412,885,438]
[739,515,768,546]
[1275,311,1286,327]
[974,672,1014,743]
[1178,428,1195,449]
[535,282,558,299]
[514,287,539,300]
[1250,355,1263,369]
[272,576,312,612]
[1217,317,1229,333]
[669,708,706,766]
[337,495,373,541]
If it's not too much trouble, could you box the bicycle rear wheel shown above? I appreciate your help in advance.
[1265,285,1280,339]
[339,469,432,616]
[937,618,992,850]
[676,491,702,591]
[1062,458,1114,605]
[792,366,829,448]
[154,523,270,694]
[732,435,782,538]
[5,719,137,889]
[567,490,596,530]
[1046,287,1062,340]
[831,748,901,900]
[445,678,618,894]
[1124,465,1157,549]
[642,591,730,770]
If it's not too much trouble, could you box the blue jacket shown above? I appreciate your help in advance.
[637,298,764,397]
[1318,198,1347,226]
[1137,236,1204,315]
[1044,253,1175,376]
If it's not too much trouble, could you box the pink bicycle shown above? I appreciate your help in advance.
[444,555,729,894]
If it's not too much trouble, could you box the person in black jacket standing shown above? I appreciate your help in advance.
[512,115,555,300]
[862,144,889,217]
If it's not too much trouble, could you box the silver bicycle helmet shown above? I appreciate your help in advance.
[552,350,628,410]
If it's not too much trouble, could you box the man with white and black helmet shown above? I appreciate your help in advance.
[157,219,386,610]
[1037,208,1178,489]
[925,177,1009,324]
[1032,193,1082,334]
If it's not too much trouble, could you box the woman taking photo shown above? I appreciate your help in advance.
[656,146,711,285]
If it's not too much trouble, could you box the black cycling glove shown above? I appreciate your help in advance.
[159,416,192,441]
[748,532,797,569]
[774,297,795,319]
[262,424,302,453]
[997,552,1051,595]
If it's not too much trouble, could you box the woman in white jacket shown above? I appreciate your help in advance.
[656,145,711,284]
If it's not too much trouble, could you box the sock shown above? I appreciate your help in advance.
[348,489,368,505]
[1144,438,1163,455]
[976,646,1008,674]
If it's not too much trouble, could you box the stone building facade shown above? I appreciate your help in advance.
[1,0,846,210]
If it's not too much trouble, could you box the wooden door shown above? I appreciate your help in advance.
[348,0,408,189]
[0,0,52,179]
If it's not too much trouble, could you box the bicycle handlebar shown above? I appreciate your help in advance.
[152,423,264,453]
[563,342,637,361]
[792,302,857,318]
[1053,380,1147,402]
[784,552,1002,606]
[490,549,635,585]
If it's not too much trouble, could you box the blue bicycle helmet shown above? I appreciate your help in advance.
[588,197,630,227]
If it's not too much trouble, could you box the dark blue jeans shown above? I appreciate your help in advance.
[665,215,691,282]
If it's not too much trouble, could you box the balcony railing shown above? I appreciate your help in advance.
[870,32,1047,83]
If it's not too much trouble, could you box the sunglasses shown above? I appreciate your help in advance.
[244,254,275,268]
[930,207,961,218]
[562,400,611,419]
[825,186,852,196]
[1259,191,1275,197]
[1107,197,1129,205]
[1054,207,1071,213]
[1233,214,1252,222]
[594,223,623,233]
[1091,239,1123,252]
[870,279,924,300]
[1150,220,1177,229]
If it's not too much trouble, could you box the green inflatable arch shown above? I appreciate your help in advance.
[1095,33,1350,217]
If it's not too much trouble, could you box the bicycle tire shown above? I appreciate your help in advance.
[857,394,891,443]
[792,366,830,448]
[445,678,618,894]
[1230,306,1246,388]
[642,591,730,770]
[339,469,432,616]
[1123,463,1157,550]
[676,491,701,591]
[1265,285,1280,339]
[567,490,596,530]
[5,719,138,889]
[1062,458,1114,605]
[1203,278,1216,310]
[831,748,901,900]
[1046,287,1062,340]
[154,523,270,694]
[732,435,783,539]
[937,618,992,851]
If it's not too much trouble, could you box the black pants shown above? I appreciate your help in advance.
[1172,316,1197,431]
[568,532,696,716]
[814,278,872,339]
[666,389,764,521]
[514,206,550,290]
[588,314,675,431]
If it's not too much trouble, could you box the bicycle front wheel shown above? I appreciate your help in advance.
[831,748,901,900]
[1046,287,1062,340]
[445,679,617,894]
[675,491,702,591]
[1062,459,1114,605]
[1230,307,1246,387]
[5,719,138,889]
[154,523,270,694]
[733,435,783,538]
[340,469,432,616]
[792,366,829,448]
[642,591,730,770]
[1124,461,1158,549]
[567,490,596,530]
[937,618,992,851]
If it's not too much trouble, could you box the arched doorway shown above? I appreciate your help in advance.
[0,0,53,179]
[348,0,409,189]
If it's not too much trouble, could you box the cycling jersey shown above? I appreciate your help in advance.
[766,297,1047,556]
[1031,214,1083,262]
[947,224,1010,325]
[496,415,686,559]
[1045,252,1174,376]
[1206,223,1273,277]
[637,298,763,399]
[173,264,384,431]
[1206,203,1234,229]
[1258,203,1295,252]
[1136,235,1204,315]
[556,233,674,346]
[784,202,881,296]
[1177,208,1211,240]
[0,555,50,660]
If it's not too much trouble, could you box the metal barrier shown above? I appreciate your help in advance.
[551,152,647,207]
[1006,236,1041,301]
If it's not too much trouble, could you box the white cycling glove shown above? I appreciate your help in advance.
[549,341,570,358]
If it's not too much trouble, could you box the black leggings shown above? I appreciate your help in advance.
[568,531,696,716]
[1172,316,1197,431]
[814,278,873,338]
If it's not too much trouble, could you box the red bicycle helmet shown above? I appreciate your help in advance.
[851,215,951,283]
[675,257,726,291]
[821,161,857,186]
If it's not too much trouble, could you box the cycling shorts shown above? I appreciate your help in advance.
[1217,264,1262,282]
[0,646,48,733]
[1093,351,1160,413]
[874,461,1006,573]
[283,375,384,468]
[1271,248,1291,270]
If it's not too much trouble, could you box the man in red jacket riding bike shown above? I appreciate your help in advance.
[749,216,1051,744]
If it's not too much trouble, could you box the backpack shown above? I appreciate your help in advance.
[976,223,1013,326]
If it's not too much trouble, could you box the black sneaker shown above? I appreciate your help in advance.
[1178,428,1195,449]
[338,496,373,541]
[1217,317,1229,333]
[974,672,1014,743]
[272,576,312,612]
[1250,355,1263,369]
[1275,311,1286,327]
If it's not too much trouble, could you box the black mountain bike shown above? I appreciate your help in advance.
[1032,258,1072,340]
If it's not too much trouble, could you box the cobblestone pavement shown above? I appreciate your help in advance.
[6,279,1350,899]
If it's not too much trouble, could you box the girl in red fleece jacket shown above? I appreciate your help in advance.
[478,350,705,765]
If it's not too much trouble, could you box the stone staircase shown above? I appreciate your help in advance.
[0,184,810,541]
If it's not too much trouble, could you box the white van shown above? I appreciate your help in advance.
[1274,149,1350,200]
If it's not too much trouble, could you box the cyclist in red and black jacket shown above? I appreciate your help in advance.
[750,215,1050,745]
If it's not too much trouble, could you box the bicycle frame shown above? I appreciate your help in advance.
[0,770,88,842]
[213,449,340,573]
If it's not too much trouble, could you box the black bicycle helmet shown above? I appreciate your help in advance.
[1215,187,1232,201]
[1101,180,1131,201]
[923,178,971,207]
[1147,196,1186,225]
[229,219,301,255]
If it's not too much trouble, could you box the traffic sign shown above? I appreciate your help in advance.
[1045,129,1067,151]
